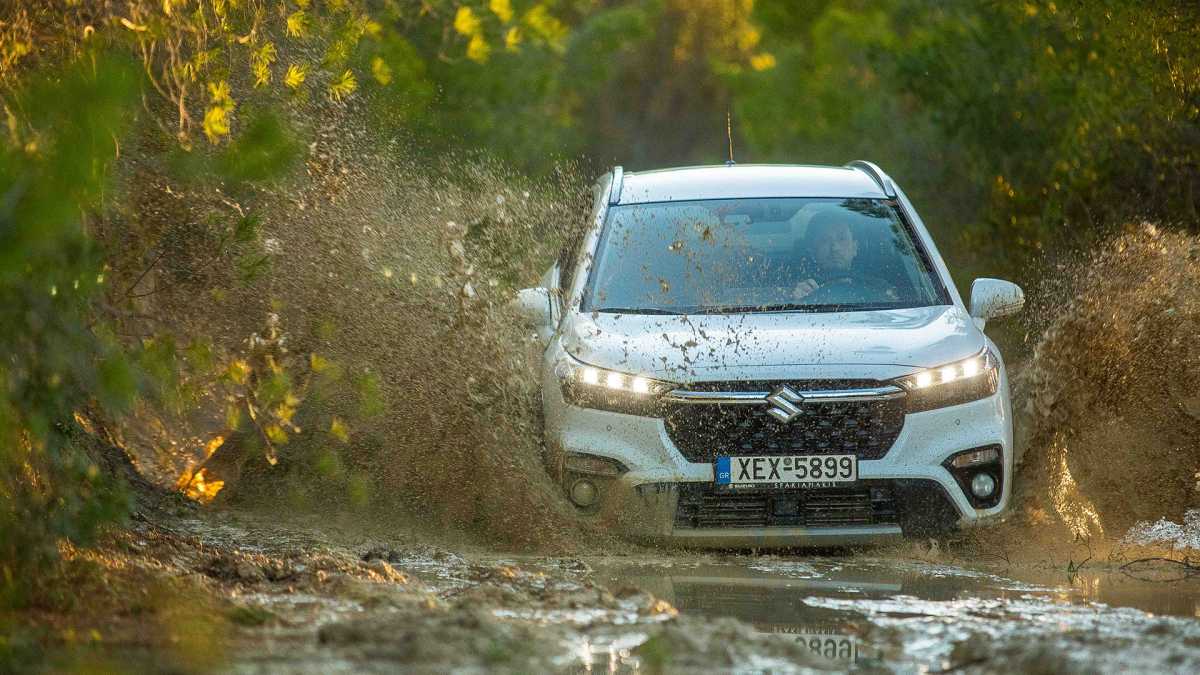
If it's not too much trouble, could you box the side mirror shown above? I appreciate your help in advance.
[513,287,553,328]
[969,278,1024,325]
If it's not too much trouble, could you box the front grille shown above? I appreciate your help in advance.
[674,482,898,529]
[672,480,960,534]
[664,381,905,463]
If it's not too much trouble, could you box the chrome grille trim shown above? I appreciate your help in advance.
[665,385,905,405]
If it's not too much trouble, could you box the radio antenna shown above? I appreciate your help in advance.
[725,110,736,166]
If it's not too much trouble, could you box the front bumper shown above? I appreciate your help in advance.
[668,525,903,548]
[543,368,1013,548]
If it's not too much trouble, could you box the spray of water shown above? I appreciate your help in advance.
[1018,223,1200,536]
[101,105,600,548]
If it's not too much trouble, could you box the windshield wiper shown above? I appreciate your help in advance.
[689,302,921,314]
[591,307,686,315]
[689,303,835,314]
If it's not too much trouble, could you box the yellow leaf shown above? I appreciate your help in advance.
[274,403,296,425]
[371,57,392,85]
[226,359,250,385]
[177,467,224,503]
[284,63,308,89]
[202,105,230,141]
[253,61,271,87]
[504,27,522,51]
[330,417,349,443]
[208,80,234,106]
[119,18,148,32]
[454,6,481,36]
[202,435,226,461]
[328,70,357,101]
[524,5,567,48]
[490,0,514,23]
[750,52,777,71]
[256,42,278,65]
[467,34,491,63]
[310,353,331,372]
[265,424,289,445]
[286,10,310,38]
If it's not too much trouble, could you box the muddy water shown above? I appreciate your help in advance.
[120,512,1200,674]
[580,553,1200,672]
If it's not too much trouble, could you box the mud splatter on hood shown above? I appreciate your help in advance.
[562,305,983,381]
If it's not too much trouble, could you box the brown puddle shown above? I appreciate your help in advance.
[585,554,1200,671]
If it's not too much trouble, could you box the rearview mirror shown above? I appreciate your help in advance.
[513,287,553,328]
[969,278,1024,325]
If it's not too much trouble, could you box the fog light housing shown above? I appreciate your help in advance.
[950,446,1000,469]
[970,472,997,498]
[565,453,626,477]
[943,444,1004,509]
[568,478,598,508]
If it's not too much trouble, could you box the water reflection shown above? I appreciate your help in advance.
[593,556,1200,670]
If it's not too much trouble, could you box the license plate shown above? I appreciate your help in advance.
[790,631,857,663]
[715,454,857,487]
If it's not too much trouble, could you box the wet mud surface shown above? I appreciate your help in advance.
[84,510,1200,673]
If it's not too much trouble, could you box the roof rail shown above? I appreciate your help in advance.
[608,166,624,205]
[846,160,897,198]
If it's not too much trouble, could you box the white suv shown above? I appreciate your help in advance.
[516,163,1023,548]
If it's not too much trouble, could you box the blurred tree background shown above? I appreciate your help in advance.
[2,0,1199,654]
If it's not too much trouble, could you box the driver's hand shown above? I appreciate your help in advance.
[792,278,819,300]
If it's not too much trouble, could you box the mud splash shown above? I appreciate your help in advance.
[107,110,597,548]
[1019,224,1200,536]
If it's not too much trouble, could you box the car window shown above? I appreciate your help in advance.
[582,197,947,314]
[559,178,609,295]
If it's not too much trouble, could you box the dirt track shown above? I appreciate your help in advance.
[52,507,1200,674]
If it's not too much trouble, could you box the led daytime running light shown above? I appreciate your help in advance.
[567,360,666,397]
[903,350,993,391]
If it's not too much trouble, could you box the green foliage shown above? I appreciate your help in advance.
[0,54,139,605]
[217,111,302,185]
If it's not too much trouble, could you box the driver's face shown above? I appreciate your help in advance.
[811,221,857,272]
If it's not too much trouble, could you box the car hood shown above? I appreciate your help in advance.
[561,305,983,382]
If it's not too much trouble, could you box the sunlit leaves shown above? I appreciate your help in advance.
[504,27,522,51]
[225,360,251,385]
[330,417,349,443]
[310,353,332,373]
[750,53,776,71]
[371,56,392,85]
[251,41,277,87]
[490,0,515,24]
[203,80,236,143]
[265,423,288,446]
[286,10,310,38]
[328,69,357,101]
[524,4,568,51]
[466,35,491,63]
[177,467,224,503]
[454,7,482,37]
[284,63,308,89]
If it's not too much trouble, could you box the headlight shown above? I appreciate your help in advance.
[556,354,674,416]
[895,349,999,412]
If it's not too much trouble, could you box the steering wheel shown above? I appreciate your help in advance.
[803,275,894,305]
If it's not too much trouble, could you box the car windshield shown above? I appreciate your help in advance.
[583,197,947,314]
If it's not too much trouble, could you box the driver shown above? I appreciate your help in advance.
[791,212,859,300]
